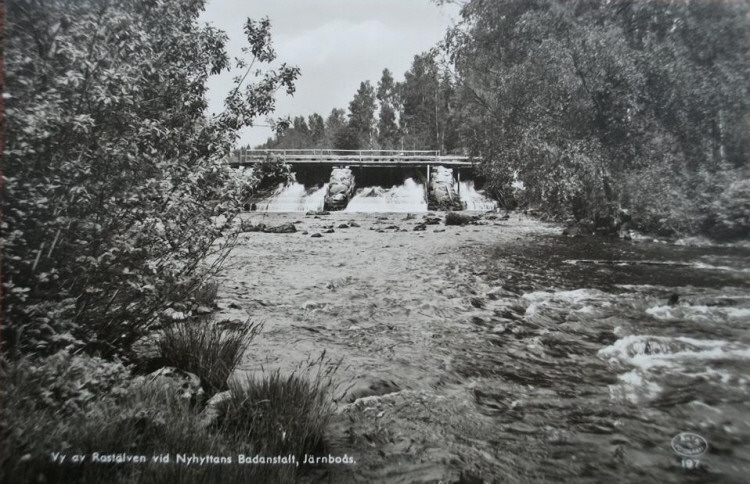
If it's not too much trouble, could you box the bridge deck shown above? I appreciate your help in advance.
[229,149,474,167]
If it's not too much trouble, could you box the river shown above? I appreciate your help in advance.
[215,211,750,483]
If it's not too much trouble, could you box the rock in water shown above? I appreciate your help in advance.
[324,168,356,211]
[241,221,265,232]
[428,165,463,211]
[262,222,297,233]
[199,390,232,429]
[341,377,401,403]
[311,232,323,238]
[137,367,205,407]
[445,212,477,226]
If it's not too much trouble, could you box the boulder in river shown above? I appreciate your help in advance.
[240,221,265,232]
[199,390,232,429]
[445,212,478,226]
[311,232,323,238]
[262,222,297,234]
[341,377,401,403]
[428,166,464,211]
[306,210,330,216]
[135,367,205,407]
[324,168,356,211]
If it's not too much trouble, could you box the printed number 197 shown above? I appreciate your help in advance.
[682,459,700,470]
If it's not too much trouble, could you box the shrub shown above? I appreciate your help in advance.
[2,1,299,359]
[705,177,750,241]
[622,161,698,236]
[218,354,339,460]
[191,281,220,308]
[0,352,131,416]
[156,320,262,394]
[1,358,287,484]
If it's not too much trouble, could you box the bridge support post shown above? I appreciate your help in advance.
[426,165,430,185]
[457,169,461,194]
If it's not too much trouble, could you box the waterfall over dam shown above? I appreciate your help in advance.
[253,172,495,213]
[234,149,497,212]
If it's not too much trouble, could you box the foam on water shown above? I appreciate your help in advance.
[599,334,750,371]
[609,369,663,403]
[646,304,750,322]
[600,334,750,403]
[344,178,427,213]
[458,180,497,211]
[257,183,327,212]
[522,288,607,304]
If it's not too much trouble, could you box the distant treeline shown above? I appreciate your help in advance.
[257,53,459,154]
[262,0,750,239]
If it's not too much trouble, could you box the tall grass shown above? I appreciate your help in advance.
[0,354,330,484]
[156,319,262,394]
[219,353,340,460]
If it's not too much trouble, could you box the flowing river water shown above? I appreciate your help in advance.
[215,211,750,483]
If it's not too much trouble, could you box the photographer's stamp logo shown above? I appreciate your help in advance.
[671,432,708,470]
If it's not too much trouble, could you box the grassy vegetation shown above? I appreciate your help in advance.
[156,319,262,394]
[0,350,338,484]
[218,354,340,458]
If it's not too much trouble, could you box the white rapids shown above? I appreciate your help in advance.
[256,183,328,212]
[458,180,497,211]
[344,178,428,213]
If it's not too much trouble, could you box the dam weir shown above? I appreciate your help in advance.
[230,149,497,212]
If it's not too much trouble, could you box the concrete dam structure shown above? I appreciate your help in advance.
[230,149,497,212]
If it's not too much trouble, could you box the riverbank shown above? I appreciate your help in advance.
[217,211,750,483]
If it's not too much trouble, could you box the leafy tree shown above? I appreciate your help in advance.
[308,113,326,146]
[348,81,377,148]
[446,0,750,234]
[2,0,299,357]
[399,52,455,152]
[325,108,348,146]
[377,68,400,149]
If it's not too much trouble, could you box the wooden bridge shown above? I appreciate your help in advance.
[228,149,473,168]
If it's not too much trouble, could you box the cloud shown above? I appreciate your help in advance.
[201,0,458,147]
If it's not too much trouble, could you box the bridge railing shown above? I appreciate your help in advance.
[230,148,471,165]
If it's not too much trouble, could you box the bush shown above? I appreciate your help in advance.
[705,178,750,241]
[1,357,288,484]
[622,160,699,236]
[2,1,299,359]
[0,352,131,416]
[218,354,339,460]
[253,156,294,189]
[156,320,262,394]
[191,281,220,308]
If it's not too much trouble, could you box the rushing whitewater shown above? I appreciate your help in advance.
[344,178,428,212]
[256,183,327,212]
[459,180,497,211]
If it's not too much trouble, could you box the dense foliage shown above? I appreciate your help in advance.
[2,0,299,358]
[263,0,750,239]
[446,0,750,236]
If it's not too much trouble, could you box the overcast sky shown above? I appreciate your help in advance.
[200,0,460,147]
